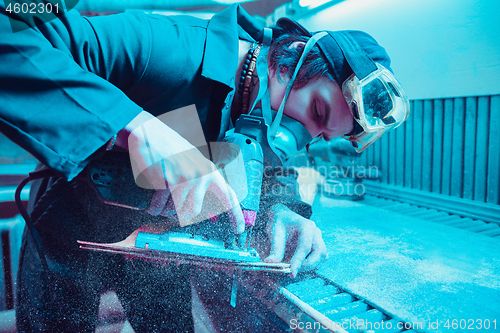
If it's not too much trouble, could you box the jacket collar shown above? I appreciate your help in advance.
[202,4,264,88]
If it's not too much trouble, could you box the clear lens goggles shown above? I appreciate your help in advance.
[342,63,410,152]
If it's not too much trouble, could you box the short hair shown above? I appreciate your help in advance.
[269,23,334,89]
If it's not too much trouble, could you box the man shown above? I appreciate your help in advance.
[0,2,409,332]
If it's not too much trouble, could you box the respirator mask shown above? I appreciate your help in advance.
[231,29,325,167]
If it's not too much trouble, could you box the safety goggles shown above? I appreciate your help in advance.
[342,63,410,152]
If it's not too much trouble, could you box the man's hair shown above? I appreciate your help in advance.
[269,24,335,89]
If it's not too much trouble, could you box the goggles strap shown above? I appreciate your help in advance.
[270,31,328,137]
[249,28,273,126]
[330,31,377,81]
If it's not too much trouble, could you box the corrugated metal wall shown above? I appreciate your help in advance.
[359,95,500,205]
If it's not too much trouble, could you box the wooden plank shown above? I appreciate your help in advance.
[347,309,384,325]
[451,98,465,198]
[380,128,389,184]
[487,95,500,204]
[308,292,354,310]
[373,132,381,181]
[393,128,399,184]
[367,134,375,167]
[364,144,370,167]
[421,100,433,192]
[388,129,396,184]
[358,144,367,168]
[463,97,477,200]
[479,227,500,237]
[474,96,490,202]
[363,180,500,225]
[404,102,414,188]
[431,99,444,194]
[441,99,454,196]
[395,125,405,187]
[412,100,423,190]
[385,130,391,184]
[287,278,326,293]
[298,285,341,303]
[323,301,368,321]
[269,283,351,333]
[370,139,377,168]
[391,124,399,186]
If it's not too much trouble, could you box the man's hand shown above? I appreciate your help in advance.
[264,204,328,277]
[115,111,245,233]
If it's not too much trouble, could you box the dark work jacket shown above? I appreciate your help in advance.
[0,4,311,246]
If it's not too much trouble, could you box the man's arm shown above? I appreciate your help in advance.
[266,203,327,277]
[256,167,328,276]
[0,6,150,180]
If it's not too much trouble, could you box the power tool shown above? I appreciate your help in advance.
[79,114,292,305]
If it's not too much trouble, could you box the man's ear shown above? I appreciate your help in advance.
[280,41,306,76]
[280,42,306,76]
[289,41,306,50]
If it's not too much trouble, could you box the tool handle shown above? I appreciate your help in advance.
[86,151,155,210]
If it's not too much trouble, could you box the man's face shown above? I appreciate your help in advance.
[267,69,354,141]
